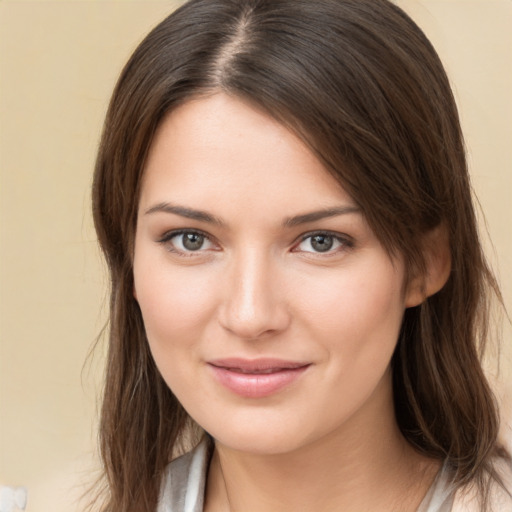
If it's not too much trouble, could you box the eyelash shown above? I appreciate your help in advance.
[157,229,217,256]
[293,230,354,256]
[157,229,354,256]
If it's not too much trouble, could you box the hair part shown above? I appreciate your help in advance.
[92,1,508,510]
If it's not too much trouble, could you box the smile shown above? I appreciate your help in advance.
[207,358,311,398]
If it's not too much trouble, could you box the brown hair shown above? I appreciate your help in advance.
[92,0,507,510]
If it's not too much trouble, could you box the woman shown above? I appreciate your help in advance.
[92,0,511,510]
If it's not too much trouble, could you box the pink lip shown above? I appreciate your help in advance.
[207,358,310,398]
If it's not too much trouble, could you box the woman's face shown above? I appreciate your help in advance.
[133,93,411,455]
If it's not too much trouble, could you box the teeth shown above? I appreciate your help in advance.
[230,367,282,374]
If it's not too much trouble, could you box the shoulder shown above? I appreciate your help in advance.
[157,437,211,512]
[452,457,512,512]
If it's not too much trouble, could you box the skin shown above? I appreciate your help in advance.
[133,93,442,511]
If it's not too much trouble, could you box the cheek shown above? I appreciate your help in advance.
[295,262,404,423]
[292,258,405,388]
[133,261,222,399]
[133,257,219,348]
[296,263,404,334]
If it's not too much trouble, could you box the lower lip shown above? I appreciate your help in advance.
[208,364,310,398]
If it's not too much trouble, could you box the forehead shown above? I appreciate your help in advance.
[140,93,356,218]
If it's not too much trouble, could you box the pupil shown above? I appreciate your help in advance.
[183,233,204,251]
[311,235,333,252]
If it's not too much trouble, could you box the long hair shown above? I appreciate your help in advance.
[92,0,507,509]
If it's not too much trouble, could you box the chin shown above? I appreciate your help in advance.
[212,431,309,456]
[198,410,332,456]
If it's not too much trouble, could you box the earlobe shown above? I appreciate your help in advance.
[405,224,451,308]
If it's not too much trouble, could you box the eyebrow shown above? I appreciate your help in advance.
[283,206,361,227]
[144,203,226,226]
[144,202,361,227]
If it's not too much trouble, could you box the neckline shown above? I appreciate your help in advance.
[416,461,455,512]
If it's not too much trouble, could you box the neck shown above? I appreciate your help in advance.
[204,372,440,512]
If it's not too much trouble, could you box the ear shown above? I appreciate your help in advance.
[405,224,451,308]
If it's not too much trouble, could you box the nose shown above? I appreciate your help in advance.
[218,249,291,340]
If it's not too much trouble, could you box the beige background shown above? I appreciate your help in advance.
[0,1,510,511]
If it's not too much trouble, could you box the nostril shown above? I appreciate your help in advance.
[219,301,291,340]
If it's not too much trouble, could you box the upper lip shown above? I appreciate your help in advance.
[208,358,310,372]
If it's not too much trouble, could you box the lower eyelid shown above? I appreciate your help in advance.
[161,231,224,257]
[157,230,352,255]
[294,232,353,252]
[301,239,340,252]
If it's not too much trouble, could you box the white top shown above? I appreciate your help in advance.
[157,439,498,512]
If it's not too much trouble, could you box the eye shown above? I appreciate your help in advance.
[294,232,352,254]
[159,230,216,254]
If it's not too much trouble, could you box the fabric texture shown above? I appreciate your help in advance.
[157,439,210,512]
[157,438,462,512]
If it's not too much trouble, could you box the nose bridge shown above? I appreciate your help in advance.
[220,245,288,339]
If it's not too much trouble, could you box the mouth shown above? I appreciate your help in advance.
[207,358,311,398]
